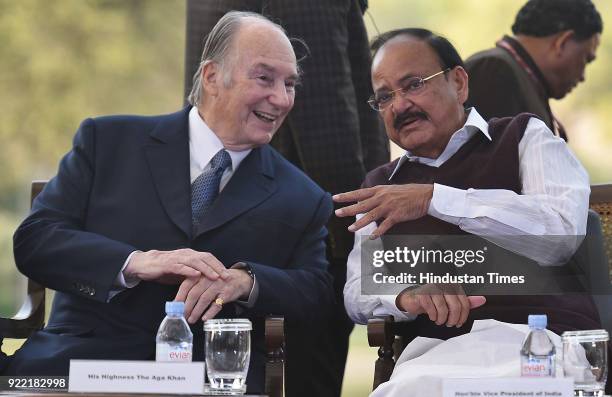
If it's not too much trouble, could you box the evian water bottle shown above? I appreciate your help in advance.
[156,301,193,362]
[520,314,556,377]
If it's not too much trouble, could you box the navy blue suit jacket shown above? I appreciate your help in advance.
[7,107,334,392]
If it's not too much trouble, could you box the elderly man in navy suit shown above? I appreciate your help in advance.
[5,11,333,394]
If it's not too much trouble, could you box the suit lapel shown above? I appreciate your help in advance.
[144,107,192,239]
[195,146,277,237]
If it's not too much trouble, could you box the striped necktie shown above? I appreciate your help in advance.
[191,149,232,233]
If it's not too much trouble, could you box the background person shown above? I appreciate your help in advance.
[465,0,602,141]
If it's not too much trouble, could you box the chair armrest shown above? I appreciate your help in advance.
[0,181,48,339]
[589,183,612,283]
[265,316,284,397]
[368,316,396,390]
[0,279,45,339]
[590,184,612,205]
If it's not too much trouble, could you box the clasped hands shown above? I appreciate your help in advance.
[333,184,486,327]
[126,249,254,323]
[397,284,486,327]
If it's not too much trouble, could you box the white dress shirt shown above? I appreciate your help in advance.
[187,106,251,186]
[344,108,590,324]
[111,107,256,302]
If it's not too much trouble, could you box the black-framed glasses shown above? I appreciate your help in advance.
[368,68,451,112]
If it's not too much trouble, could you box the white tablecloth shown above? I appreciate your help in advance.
[370,319,563,397]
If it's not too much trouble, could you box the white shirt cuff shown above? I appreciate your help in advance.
[115,250,142,288]
[428,183,468,221]
[373,295,417,321]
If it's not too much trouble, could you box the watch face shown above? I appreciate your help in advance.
[245,266,255,279]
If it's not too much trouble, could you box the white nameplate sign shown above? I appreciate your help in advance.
[443,377,573,397]
[69,360,205,394]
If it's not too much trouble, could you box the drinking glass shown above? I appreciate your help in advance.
[204,319,251,394]
[562,329,608,397]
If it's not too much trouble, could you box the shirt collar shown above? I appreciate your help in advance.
[389,108,491,180]
[188,106,251,172]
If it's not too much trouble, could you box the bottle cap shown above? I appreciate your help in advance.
[165,301,185,315]
[528,314,547,329]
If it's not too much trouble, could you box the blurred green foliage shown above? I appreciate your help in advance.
[0,0,185,213]
[0,0,185,314]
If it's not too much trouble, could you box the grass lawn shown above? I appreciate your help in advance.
[342,324,378,397]
[1,338,24,356]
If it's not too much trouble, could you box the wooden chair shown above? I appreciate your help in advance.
[0,181,286,397]
[590,184,612,279]
[368,184,612,390]
[0,181,46,339]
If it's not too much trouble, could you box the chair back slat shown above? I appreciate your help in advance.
[30,180,47,208]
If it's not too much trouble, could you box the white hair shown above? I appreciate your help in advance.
[187,11,288,106]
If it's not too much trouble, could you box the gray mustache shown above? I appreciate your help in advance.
[393,111,428,130]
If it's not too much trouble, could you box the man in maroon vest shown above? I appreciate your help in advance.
[335,28,600,340]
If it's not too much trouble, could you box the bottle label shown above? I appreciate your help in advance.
[156,343,193,362]
[521,356,554,377]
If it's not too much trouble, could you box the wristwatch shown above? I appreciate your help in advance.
[232,261,255,279]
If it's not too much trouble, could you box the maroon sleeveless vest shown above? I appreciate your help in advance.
[362,113,601,339]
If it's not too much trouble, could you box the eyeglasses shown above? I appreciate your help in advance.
[368,68,451,112]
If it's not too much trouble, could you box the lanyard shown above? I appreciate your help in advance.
[496,38,568,141]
